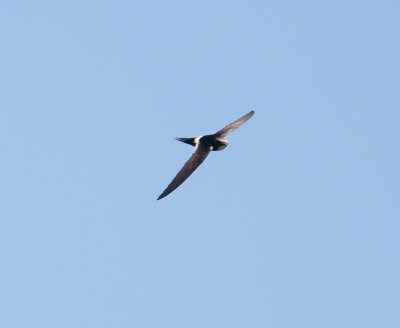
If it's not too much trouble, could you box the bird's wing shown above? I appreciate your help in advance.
[157,143,213,200]
[214,110,254,138]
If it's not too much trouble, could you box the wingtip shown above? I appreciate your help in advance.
[157,193,165,200]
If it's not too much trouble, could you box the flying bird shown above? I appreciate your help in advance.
[157,110,254,200]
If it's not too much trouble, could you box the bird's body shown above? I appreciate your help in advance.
[157,110,254,200]
[176,135,228,151]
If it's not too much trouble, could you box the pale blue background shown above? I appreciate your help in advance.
[1,1,399,327]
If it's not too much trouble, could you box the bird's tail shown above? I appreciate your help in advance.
[175,137,196,146]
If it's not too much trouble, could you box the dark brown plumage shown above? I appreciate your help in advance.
[157,110,254,200]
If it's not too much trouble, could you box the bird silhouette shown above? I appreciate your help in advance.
[157,110,255,200]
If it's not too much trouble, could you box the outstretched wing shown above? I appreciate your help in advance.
[214,110,254,138]
[157,143,213,200]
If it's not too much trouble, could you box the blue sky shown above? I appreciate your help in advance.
[1,1,399,327]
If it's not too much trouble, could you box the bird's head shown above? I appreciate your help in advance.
[213,138,228,151]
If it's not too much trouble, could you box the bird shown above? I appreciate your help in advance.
[157,110,254,200]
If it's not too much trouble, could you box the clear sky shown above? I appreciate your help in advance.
[1,1,399,327]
